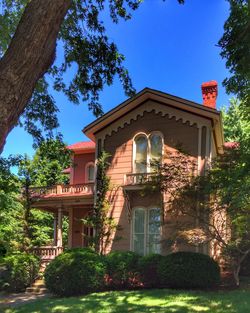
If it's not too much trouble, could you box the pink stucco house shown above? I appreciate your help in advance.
[31,82,224,263]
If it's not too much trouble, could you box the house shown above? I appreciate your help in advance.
[30,81,224,263]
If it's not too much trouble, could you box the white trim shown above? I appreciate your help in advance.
[131,206,162,255]
[132,133,148,174]
[70,155,74,185]
[197,126,202,175]
[132,132,164,175]
[85,162,95,183]
[96,100,212,141]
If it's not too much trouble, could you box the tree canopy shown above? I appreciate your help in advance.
[0,0,187,152]
[218,0,250,116]
[0,138,71,254]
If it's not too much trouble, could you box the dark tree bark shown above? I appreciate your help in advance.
[0,0,71,153]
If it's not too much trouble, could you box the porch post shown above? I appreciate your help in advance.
[57,207,63,247]
[68,208,73,248]
[53,213,58,246]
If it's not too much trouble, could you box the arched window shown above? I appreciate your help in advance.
[86,162,95,182]
[132,207,161,255]
[133,132,163,173]
[134,134,148,174]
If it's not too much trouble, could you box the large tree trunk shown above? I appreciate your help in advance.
[0,0,71,153]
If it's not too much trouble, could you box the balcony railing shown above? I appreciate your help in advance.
[125,173,157,185]
[32,246,63,260]
[30,183,94,197]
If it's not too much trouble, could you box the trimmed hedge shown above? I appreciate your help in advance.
[3,252,40,292]
[159,251,220,289]
[138,254,163,288]
[105,251,141,289]
[44,248,106,296]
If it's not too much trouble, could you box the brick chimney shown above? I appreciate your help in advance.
[201,80,218,109]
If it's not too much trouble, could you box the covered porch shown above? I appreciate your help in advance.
[30,183,95,263]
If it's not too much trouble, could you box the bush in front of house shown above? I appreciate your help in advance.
[138,254,163,288]
[3,252,40,292]
[105,251,142,289]
[44,248,106,296]
[158,251,220,289]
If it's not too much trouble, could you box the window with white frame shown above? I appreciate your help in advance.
[86,162,95,182]
[134,132,163,173]
[132,207,161,255]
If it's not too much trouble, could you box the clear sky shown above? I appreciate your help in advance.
[2,0,230,158]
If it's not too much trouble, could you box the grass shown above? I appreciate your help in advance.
[1,288,250,313]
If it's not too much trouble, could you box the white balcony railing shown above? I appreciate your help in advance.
[125,173,157,185]
[32,246,63,260]
[30,183,94,197]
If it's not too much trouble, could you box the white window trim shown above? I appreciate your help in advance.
[130,206,162,255]
[85,162,95,183]
[132,131,164,174]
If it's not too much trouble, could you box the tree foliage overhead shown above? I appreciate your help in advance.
[218,0,250,105]
[0,0,184,151]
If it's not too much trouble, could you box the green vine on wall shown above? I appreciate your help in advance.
[83,151,118,254]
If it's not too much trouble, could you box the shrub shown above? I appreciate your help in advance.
[3,252,40,292]
[138,254,163,288]
[158,252,220,289]
[240,254,250,277]
[105,251,141,289]
[44,248,106,296]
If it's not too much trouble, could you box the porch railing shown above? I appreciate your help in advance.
[32,246,63,260]
[125,173,157,185]
[30,183,94,197]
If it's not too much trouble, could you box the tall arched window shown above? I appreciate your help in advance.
[132,207,161,255]
[134,134,148,173]
[134,132,163,173]
[85,162,95,182]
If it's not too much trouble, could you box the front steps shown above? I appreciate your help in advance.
[26,279,47,294]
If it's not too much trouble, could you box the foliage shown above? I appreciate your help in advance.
[138,254,163,288]
[158,252,220,289]
[3,252,40,292]
[44,248,106,296]
[83,151,117,254]
[0,0,184,146]
[222,98,250,143]
[0,156,26,252]
[0,138,71,253]
[30,136,71,186]
[105,251,141,289]
[218,0,250,103]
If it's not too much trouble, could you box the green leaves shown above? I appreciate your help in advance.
[218,0,250,103]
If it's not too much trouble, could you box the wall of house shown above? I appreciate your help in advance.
[97,106,212,254]
[70,206,93,248]
[72,153,95,184]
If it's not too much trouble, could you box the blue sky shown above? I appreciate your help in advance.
[3,0,230,158]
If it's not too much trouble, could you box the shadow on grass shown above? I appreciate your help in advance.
[3,288,250,313]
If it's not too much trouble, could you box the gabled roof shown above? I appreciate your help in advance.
[67,141,95,154]
[83,87,224,153]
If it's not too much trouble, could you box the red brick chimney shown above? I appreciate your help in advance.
[201,80,218,109]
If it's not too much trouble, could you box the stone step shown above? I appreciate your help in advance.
[26,287,48,294]
[32,279,45,288]
[26,278,47,294]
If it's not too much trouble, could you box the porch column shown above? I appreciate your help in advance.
[57,207,63,247]
[53,213,58,246]
[68,208,73,248]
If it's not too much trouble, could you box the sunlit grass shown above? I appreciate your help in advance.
[2,288,250,313]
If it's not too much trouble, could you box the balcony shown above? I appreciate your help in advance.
[30,183,94,198]
[124,173,157,186]
[33,246,63,261]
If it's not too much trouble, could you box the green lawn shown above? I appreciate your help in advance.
[2,288,250,313]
